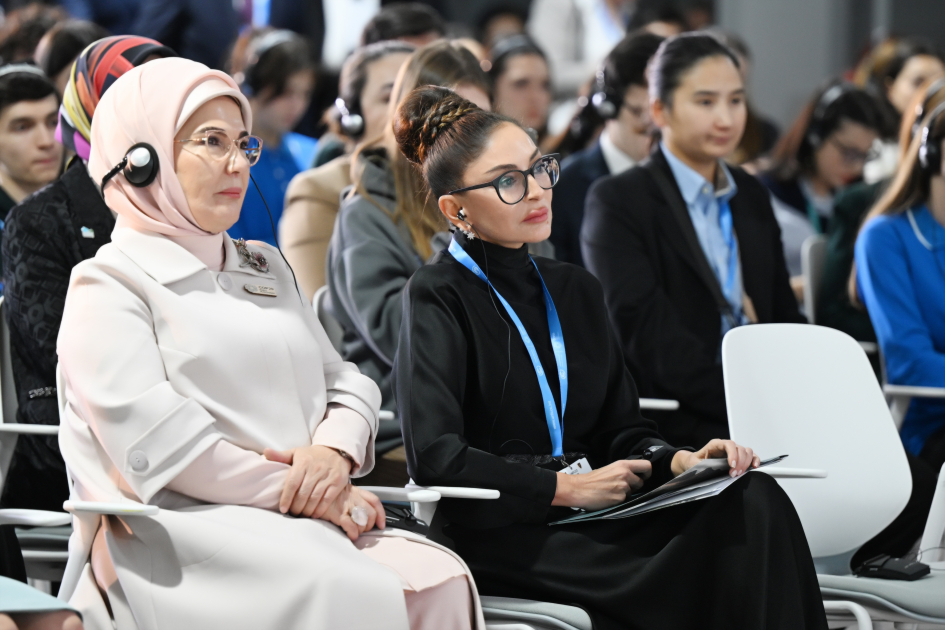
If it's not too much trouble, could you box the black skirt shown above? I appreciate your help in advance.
[442,473,828,630]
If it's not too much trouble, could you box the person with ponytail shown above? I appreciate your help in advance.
[853,87,945,473]
[326,40,492,411]
[392,85,828,630]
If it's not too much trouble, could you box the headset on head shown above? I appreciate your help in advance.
[918,100,945,175]
[100,143,160,189]
[238,29,297,99]
[591,63,621,120]
[806,82,855,147]
[334,96,364,138]
[911,77,945,140]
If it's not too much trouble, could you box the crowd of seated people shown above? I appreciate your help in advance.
[0,1,942,628]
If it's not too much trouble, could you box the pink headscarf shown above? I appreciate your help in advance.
[87,57,253,270]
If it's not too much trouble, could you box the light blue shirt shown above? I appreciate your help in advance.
[660,142,745,336]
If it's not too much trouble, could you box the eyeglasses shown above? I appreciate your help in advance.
[828,137,879,166]
[176,130,263,166]
[447,154,560,205]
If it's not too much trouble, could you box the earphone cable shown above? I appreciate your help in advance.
[250,173,305,308]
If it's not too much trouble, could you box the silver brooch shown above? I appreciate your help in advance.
[234,238,269,273]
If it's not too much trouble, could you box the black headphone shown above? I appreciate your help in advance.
[911,78,945,139]
[591,64,621,120]
[238,29,296,98]
[806,83,855,147]
[918,101,945,174]
[334,97,364,138]
[101,143,160,189]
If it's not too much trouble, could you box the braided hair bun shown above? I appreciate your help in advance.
[393,85,521,198]
[394,85,480,165]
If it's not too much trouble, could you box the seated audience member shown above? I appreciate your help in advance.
[327,41,492,410]
[0,5,67,66]
[486,35,552,150]
[393,85,828,630]
[58,57,476,629]
[33,20,109,95]
[582,33,804,447]
[281,41,414,299]
[361,3,446,48]
[227,29,317,246]
[0,37,174,514]
[131,0,239,70]
[551,31,663,266]
[760,83,885,278]
[477,7,527,53]
[0,65,62,278]
[626,0,686,38]
[856,36,945,182]
[820,79,945,342]
[854,97,945,473]
[527,0,630,96]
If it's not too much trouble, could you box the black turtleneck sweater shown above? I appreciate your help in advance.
[394,232,681,530]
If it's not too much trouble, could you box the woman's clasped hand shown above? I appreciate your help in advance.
[552,439,760,511]
[264,445,386,539]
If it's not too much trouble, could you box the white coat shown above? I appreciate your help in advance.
[57,228,484,629]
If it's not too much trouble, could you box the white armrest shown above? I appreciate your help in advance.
[639,398,680,411]
[62,501,159,516]
[858,341,878,355]
[883,384,945,399]
[0,509,71,527]
[358,487,441,503]
[760,467,828,479]
[919,461,945,563]
[0,425,59,435]
[822,601,873,630]
[414,486,500,500]
[378,410,395,422]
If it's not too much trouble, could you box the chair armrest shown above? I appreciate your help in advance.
[378,410,395,422]
[62,501,159,516]
[0,509,71,527]
[858,341,878,355]
[883,384,945,399]
[759,467,828,479]
[0,425,59,435]
[413,486,500,500]
[358,487,441,503]
[919,460,945,563]
[639,398,680,411]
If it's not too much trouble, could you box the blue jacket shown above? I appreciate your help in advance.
[132,0,239,69]
[856,206,945,455]
[550,142,609,267]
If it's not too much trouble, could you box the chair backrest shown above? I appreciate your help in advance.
[722,324,911,570]
[313,286,344,353]
[801,234,828,323]
[0,297,20,493]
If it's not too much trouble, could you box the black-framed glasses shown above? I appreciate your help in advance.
[828,137,879,166]
[447,154,560,205]
[176,130,263,166]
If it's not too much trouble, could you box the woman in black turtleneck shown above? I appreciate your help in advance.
[392,85,828,630]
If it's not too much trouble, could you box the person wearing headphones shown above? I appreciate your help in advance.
[760,83,886,281]
[550,30,663,266]
[226,29,317,246]
[56,57,477,629]
[280,40,414,299]
[582,33,804,448]
[392,84,828,630]
[854,93,945,474]
[0,38,175,514]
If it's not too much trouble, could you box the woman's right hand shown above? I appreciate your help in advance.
[321,485,386,541]
[551,460,652,511]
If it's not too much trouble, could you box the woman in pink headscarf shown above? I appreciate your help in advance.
[56,57,480,630]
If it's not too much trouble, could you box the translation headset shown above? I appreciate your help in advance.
[590,63,622,120]
[918,100,945,174]
[0,63,48,80]
[806,82,855,147]
[237,29,297,98]
[334,96,364,138]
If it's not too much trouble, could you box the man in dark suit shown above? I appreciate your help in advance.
[551,31,664,266]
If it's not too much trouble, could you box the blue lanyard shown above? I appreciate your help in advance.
[448,239,568,457]
[717,198,741,320]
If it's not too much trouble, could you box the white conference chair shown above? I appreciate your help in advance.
[313,285,345,354]
[801,234,828,323]
[722,324,945,630]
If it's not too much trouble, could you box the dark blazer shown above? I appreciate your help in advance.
[0,158,114,511]
[550,141,609,267]
[581,149,804,446]
[132,0,239,69]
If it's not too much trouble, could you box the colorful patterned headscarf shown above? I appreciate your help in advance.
[57,36,176,161]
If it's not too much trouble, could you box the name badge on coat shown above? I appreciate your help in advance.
[244,284,277,297]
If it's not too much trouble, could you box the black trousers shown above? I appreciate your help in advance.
[444,473,827,630]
